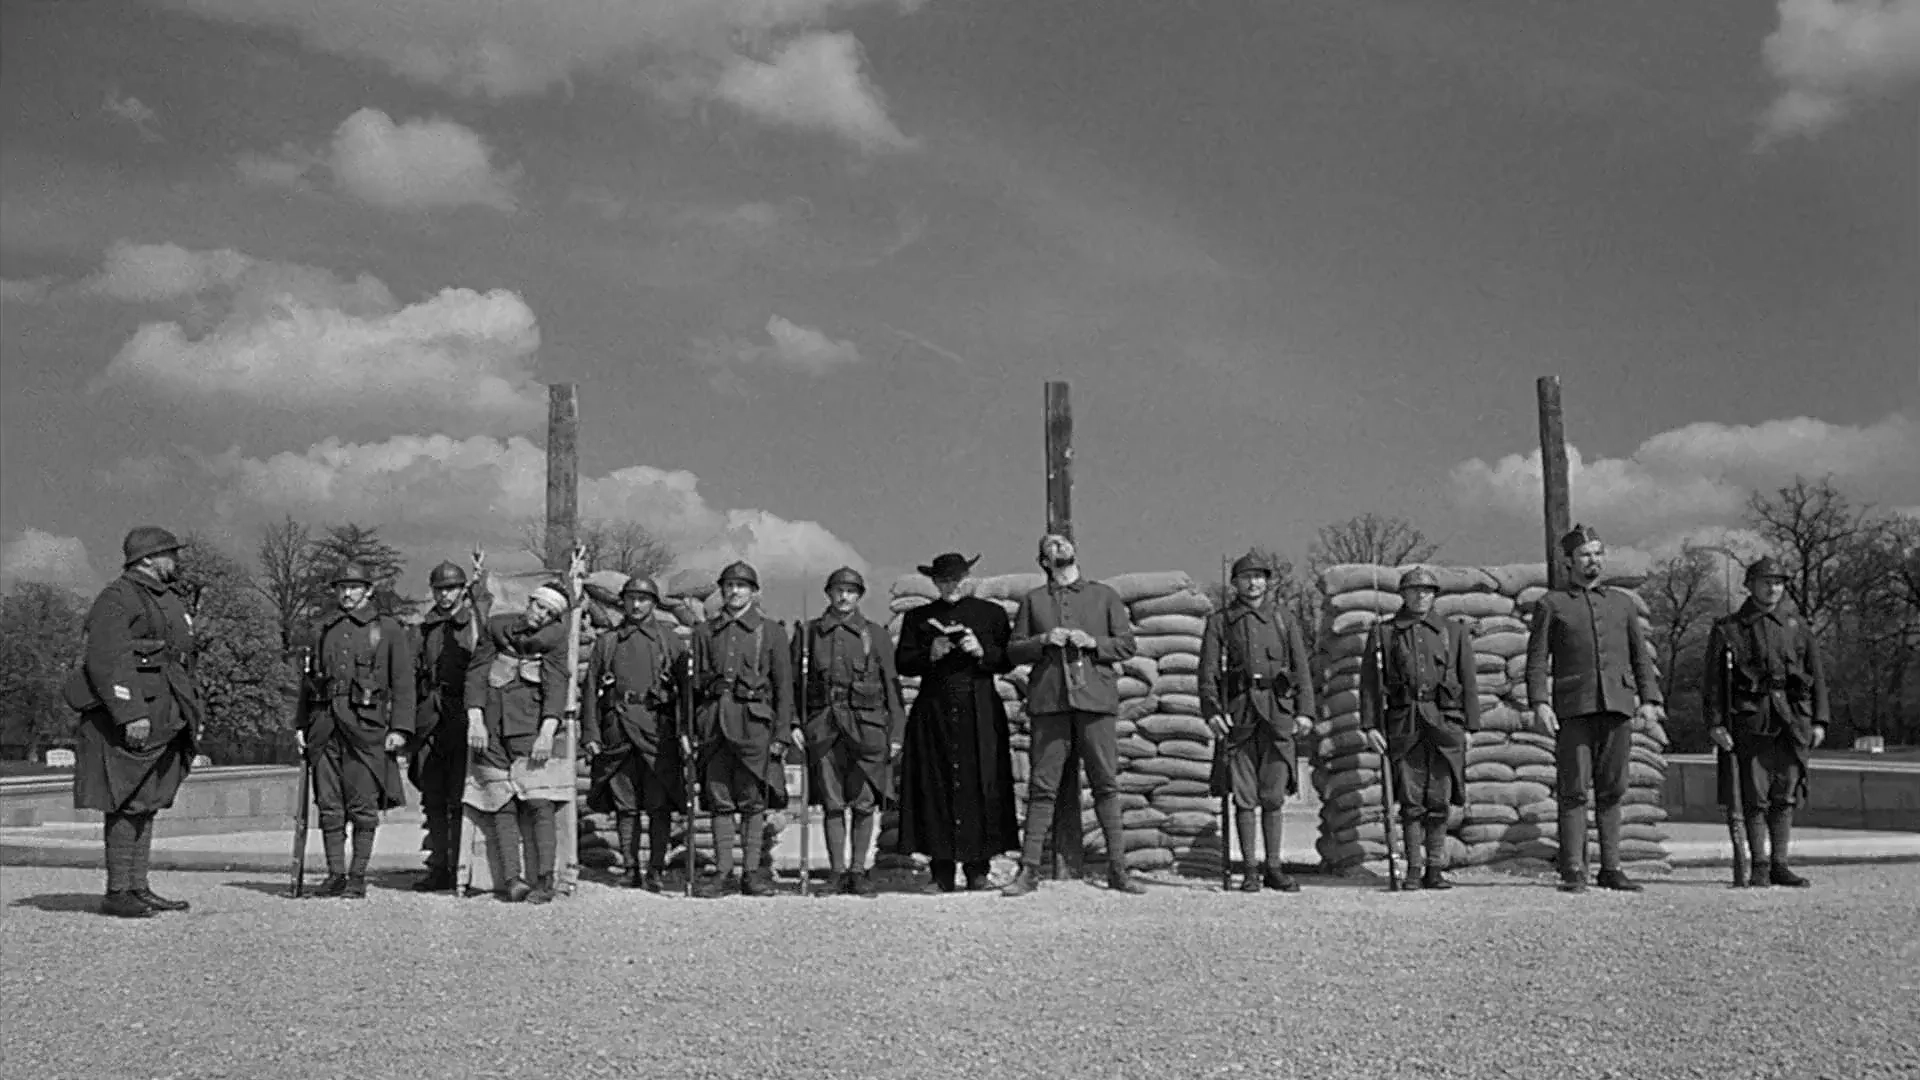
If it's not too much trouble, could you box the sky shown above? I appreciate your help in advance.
[2,0,1916,617]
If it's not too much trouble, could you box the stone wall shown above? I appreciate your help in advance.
[1312,563,1672,875]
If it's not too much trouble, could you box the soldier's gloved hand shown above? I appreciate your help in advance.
[1293,715,1314,737]
[1708,726,1733,752]
[124,719,151,749]
[466,711,488,753]
[1364,729,1389,755]
[383,732,406,753]
[958,628,984,658]
[1532,704,1559,738]
[1206,713,1230,740]
[1811,724,1827,749]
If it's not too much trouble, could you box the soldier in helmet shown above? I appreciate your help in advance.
[408,554,489,892]
[464,582,574,903]
[582,575,687,891]
[795,567,906,897]
[1199,549,1317,892]
[297,563,416,899]
[689,561,795,897]
[69,526,205,918]
[1361,565,1481,890]
[1525,524,1664,893]
[1704,556,1829,888]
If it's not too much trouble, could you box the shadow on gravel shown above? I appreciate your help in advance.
[223,879,304,898]
[9,893,104,914]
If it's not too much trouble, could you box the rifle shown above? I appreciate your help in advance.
[796,597,813,897]
[558,544,587,897]
[1370,567,1403,893]
[1718,637,1747,887]
[287,644,314,899]
[1218,555,1234,893]
[680,641,700,898]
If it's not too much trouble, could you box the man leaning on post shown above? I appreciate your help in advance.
[1001,532,1145,897]
[1525,524,1664,894]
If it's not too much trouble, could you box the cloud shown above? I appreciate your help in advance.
[81,241,545,433]
[159,0,921,151]
[1450,413,1920,541]
[0,529,103,596]
[1758,0,1920,143]
[102,91,163,142]
[191,434,866,579]
[235,109,518,211]
[690,314,865,391]
[713,33,913,152]
[0,277,55,304]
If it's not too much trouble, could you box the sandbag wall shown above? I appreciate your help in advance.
[878,570,1233,876]
[1313,563,1672,875]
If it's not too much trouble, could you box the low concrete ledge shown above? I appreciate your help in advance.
[1663,754,1920,832]
[0,765,421,838]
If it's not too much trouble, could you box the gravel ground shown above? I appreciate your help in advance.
[3,863,1916,1080]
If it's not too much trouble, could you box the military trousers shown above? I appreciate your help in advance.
[1394,741,1455,823]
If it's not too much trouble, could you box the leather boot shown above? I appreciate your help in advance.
[1238,862,1262,893]
[101,891,156,919]
[526,875,555,905]
[1400,819,1426,892]
[999,863,1041,897]
[317,874,352,899]
[926,858,957,894]
[963,863,993,892]
[1556,806,1589,892]
[1744,816,1772,887]
[1106,863,1147,895]
[848,872,878,898]
[499,877,533,903]
[343,875,370,900]
[412,868,455,893]
[1261,864,1300,893]
[1595,868,1642,893]
[132,888,191,912]
[1768,809,1810,887]
[740,869,775,897]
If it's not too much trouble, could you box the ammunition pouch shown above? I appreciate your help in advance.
[848,682,885,710]
[731,671,771,704]
[347,681,388,710]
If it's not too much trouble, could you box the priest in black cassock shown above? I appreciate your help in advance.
[891,552,1020,892]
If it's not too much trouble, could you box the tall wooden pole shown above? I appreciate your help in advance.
[1537,376,1570,590]
[1042,381,1085,880]
[546,383,580,573]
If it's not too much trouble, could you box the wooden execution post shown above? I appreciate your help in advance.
[1043,381,1086,880]
[547,383,582,894]
[1536,376,1571,591]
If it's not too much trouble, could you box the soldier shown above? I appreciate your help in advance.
[409,556,488,892]
[1002,532,1144,898]
[1200,550,1318,893]
[1525,524,1664,894]
[68,526,204,918]
[892,552,1021,893]
[297,563,416,899]
[582,575,687,892]
[1704,556,1829,888]
[1360,565,1481,890]
[689,561,795,898]
[464,583,574,904]
[796,567,907,897]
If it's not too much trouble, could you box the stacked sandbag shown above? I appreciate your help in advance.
[1314,562,1670,875]
[873,570,1217,874]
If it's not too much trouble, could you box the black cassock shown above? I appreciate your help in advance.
[891,595,1020,863]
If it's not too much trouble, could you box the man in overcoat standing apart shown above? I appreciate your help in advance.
[70,526,204,918]
[892,552,1021,893]
[1525,524,1664,894]
[1002,533,1144,897]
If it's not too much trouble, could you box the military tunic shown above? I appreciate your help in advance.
[582,617,687,814]
[1198,598,1317,811]
[892,596,1020,866]
[690,608,794,814]
[1360,611,1481,820]
[304,603,416,829]
[1703,599,1829,814]
[71,571,203,815]
[1524,582,1662,811]
[796,609,906,812]
[411,598,486,814]
[463,613,573,810]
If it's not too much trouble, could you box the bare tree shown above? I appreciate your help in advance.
[1643,544,1725,706]
[1308,514,1439,576]
[519,517,675,580]
[1743,476,1870,638]
[254,515,313,650]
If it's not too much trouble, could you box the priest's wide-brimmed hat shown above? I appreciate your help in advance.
[917,552,980,580]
